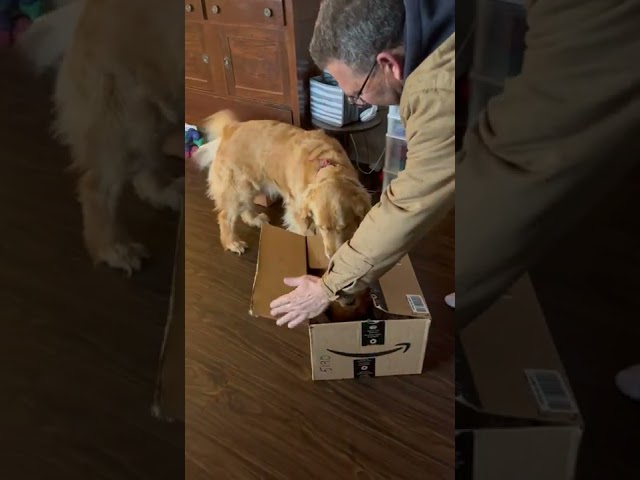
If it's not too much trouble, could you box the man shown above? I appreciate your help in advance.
[270,0,455,328]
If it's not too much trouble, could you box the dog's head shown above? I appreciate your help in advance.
[302,166,372,259]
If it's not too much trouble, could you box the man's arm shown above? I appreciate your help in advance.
[321,87,455,300]
[455,0,640,328]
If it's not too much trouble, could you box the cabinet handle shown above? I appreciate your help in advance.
[211,4,220,14]
[263,7,272,17]
[223,56,231,68]
[185,4,193,13]
[202,54,209,64]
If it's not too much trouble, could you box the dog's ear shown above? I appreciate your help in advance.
[299,204,314,231]
[300,184,317,224]
[351,183,372,223]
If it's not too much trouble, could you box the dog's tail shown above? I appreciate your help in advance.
[16,0,86,74]
[193,110,239,170]
[201,109,239,141]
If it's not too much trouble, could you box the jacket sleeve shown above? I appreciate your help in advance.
[320,87,455,300]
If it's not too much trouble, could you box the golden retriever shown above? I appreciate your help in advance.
[196,110,372,259]
[30,0,184,274]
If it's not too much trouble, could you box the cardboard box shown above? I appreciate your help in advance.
[455,275,583,480]
[151,206,184,422]
[249,223,432,381]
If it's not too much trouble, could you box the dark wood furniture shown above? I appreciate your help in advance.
[312,114,383,146]
[185,0,321,127]
[312,114,384,163]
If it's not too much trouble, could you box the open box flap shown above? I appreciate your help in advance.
[306,234,329,270]
[372,255,431,318]
[250,224,307,319]
[459,275,582,425]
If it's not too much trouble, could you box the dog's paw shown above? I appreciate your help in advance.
[254,212,270,226]
[95,242,150,275]
[223,240,248,255]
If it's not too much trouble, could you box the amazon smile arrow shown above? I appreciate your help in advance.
[326,342,411,359]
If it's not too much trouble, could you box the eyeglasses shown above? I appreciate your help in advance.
[346,60,377,105]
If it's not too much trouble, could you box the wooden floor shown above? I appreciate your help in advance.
[531,165,640,479]
[0,51,183,478]
[184,168,455,479]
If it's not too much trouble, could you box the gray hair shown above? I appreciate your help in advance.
[310,0,405,75]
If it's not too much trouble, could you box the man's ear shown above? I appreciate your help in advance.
[377,50,403,82]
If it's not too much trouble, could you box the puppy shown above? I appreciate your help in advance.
[327,289,373,323]
[44,0,184,273]
[196,110,372,258]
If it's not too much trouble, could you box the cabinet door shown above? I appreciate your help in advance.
[185,22,227,94]
[218,25,291,106]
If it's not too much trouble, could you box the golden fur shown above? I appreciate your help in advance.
[52,0,183,273]
[198,110,372,258]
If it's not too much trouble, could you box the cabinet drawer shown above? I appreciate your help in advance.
[219,25,291,106]
[186,88,293,126]
[204,0,285,28]
[184,0,204,21]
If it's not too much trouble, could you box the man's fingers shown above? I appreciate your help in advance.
[270,292,293,310]
[287,315,307,329]
[283,276,304,287]
[276,311,300,327]
[270,304,292,317]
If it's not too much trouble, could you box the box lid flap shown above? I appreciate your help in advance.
[460,275,581,424]
[250,224,307,319]
[374,255,430,318]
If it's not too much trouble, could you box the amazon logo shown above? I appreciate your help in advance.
[326,342,411,358]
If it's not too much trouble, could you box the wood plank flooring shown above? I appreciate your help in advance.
[184,168,455,479]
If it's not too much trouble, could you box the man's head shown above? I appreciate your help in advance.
[310,0,406,107]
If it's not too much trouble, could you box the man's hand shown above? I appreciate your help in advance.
[269,275,331,328]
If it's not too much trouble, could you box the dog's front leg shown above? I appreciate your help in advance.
[218,210,247,255]
[131,121,184,212]
[78,169,149,275]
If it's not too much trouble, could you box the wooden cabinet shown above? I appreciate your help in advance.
[184,0,321,127]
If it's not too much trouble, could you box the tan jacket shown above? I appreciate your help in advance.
[321,33,456,300]
[456,0,640,326]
